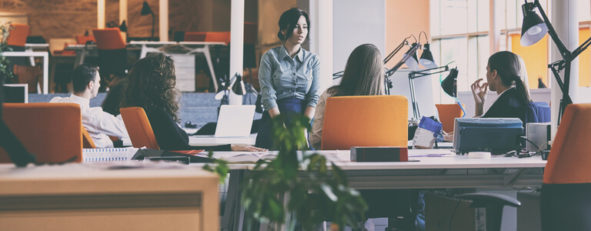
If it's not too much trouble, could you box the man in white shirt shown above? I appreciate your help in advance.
[50,65,129,148]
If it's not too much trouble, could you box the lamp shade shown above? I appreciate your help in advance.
[520,3,548,46]
[419,43,437,69]
[404,43,420,70]
[141,1,153,15]
[441,68,458,97]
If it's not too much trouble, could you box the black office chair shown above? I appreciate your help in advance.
[425,192,521,231]
[457,192,521,231]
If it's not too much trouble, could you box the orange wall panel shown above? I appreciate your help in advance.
[511,34,548,89]
[579,28,591,87]
[385,0,430,69]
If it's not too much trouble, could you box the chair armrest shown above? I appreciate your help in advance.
[457,192,521,208]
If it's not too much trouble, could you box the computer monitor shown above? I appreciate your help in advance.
[3,84,28,103]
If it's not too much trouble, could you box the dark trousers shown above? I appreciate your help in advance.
[255,98,305,150]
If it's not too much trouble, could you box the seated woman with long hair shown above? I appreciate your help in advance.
[309,43,384,149]
[122,54,265,152]
[471,51,537,124]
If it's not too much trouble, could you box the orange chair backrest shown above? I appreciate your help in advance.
[120,107,160,150]
[82,127,96,148]
[436,104,464,133]
[321,95,408,150]
[92,28,126,50]
[0,103,82,163]
[76,35,95,44]
[205,32,231,44]
[6,24,29,47]
[184,32,207,41]
[544,104,591,184]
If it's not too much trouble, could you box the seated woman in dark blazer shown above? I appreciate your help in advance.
[122,54,266,152]
[471,51,537,124]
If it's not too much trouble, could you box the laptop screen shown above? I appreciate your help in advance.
[214,105,255,137]
[3,84,28,103]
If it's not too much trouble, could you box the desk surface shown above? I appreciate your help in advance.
[129,41,226,46]
[189,134,257,146]
[0,163,217,195]
[208,149,546,170]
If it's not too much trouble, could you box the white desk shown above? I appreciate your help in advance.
[64,44,97,67]
[0,163,219,231]
[1,51,49,94]
[129,41,226,92]
[24,43,49,51]
[189,134,257,146]
[217,149,546,230]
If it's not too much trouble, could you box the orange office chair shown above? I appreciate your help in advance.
[321,95,408,150]
[120,107,160,150]
[184,32,207,41]
[321,95,415,230]
[0,103,83,163]
[541,104,591,231]
[82,127,96,148]
[92,28,127,91]
[75,34,95,45]
[205,32,231,45]
[6,24,29,49]
[435,103,463,133]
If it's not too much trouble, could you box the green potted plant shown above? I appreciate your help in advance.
[0,22,15,82]
[240,115,368,230]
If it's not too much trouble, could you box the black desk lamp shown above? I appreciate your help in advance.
[407,65,458,120]
[418,31,437,69]
[141,1,155,40]
[384,42,421,95]
[521,0,591,124]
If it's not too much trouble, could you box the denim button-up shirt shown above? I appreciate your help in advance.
[258,46,320,111]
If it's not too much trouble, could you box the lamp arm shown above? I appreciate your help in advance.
[385,43,420,77]
[384,37,409,64]
[532,0,571,59]
[409,65,449,79]
[571,36,591,59]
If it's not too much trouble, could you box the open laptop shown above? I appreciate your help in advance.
[214,105,256,137]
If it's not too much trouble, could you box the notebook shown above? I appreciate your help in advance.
[83,147,139,162]
[214,105,256,137]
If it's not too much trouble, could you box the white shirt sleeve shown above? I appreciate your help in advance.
[310,91,331,150]
[85,108,129,139]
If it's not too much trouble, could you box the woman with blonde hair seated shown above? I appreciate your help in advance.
[310,43,385,149]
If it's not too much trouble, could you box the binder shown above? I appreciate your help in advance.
[82,148,139,162]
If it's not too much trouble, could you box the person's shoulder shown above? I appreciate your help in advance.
[302,48,318,59]
[49,96,68,103]
[263,46,282,56]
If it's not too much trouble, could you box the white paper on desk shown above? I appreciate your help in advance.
[408,149,455,157]
[212,151,277,163]
[83,147,139,163]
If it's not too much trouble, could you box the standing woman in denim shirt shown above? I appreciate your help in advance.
[255,8,320,149]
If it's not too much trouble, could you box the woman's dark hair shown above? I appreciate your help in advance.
[277,8,310,41]
[122,54,180,121]
[488,51,531,106]
[328,44,384,96]
[72,65,99,93]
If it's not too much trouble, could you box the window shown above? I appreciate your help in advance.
[430,0,489,93]
[431,0,591,90]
